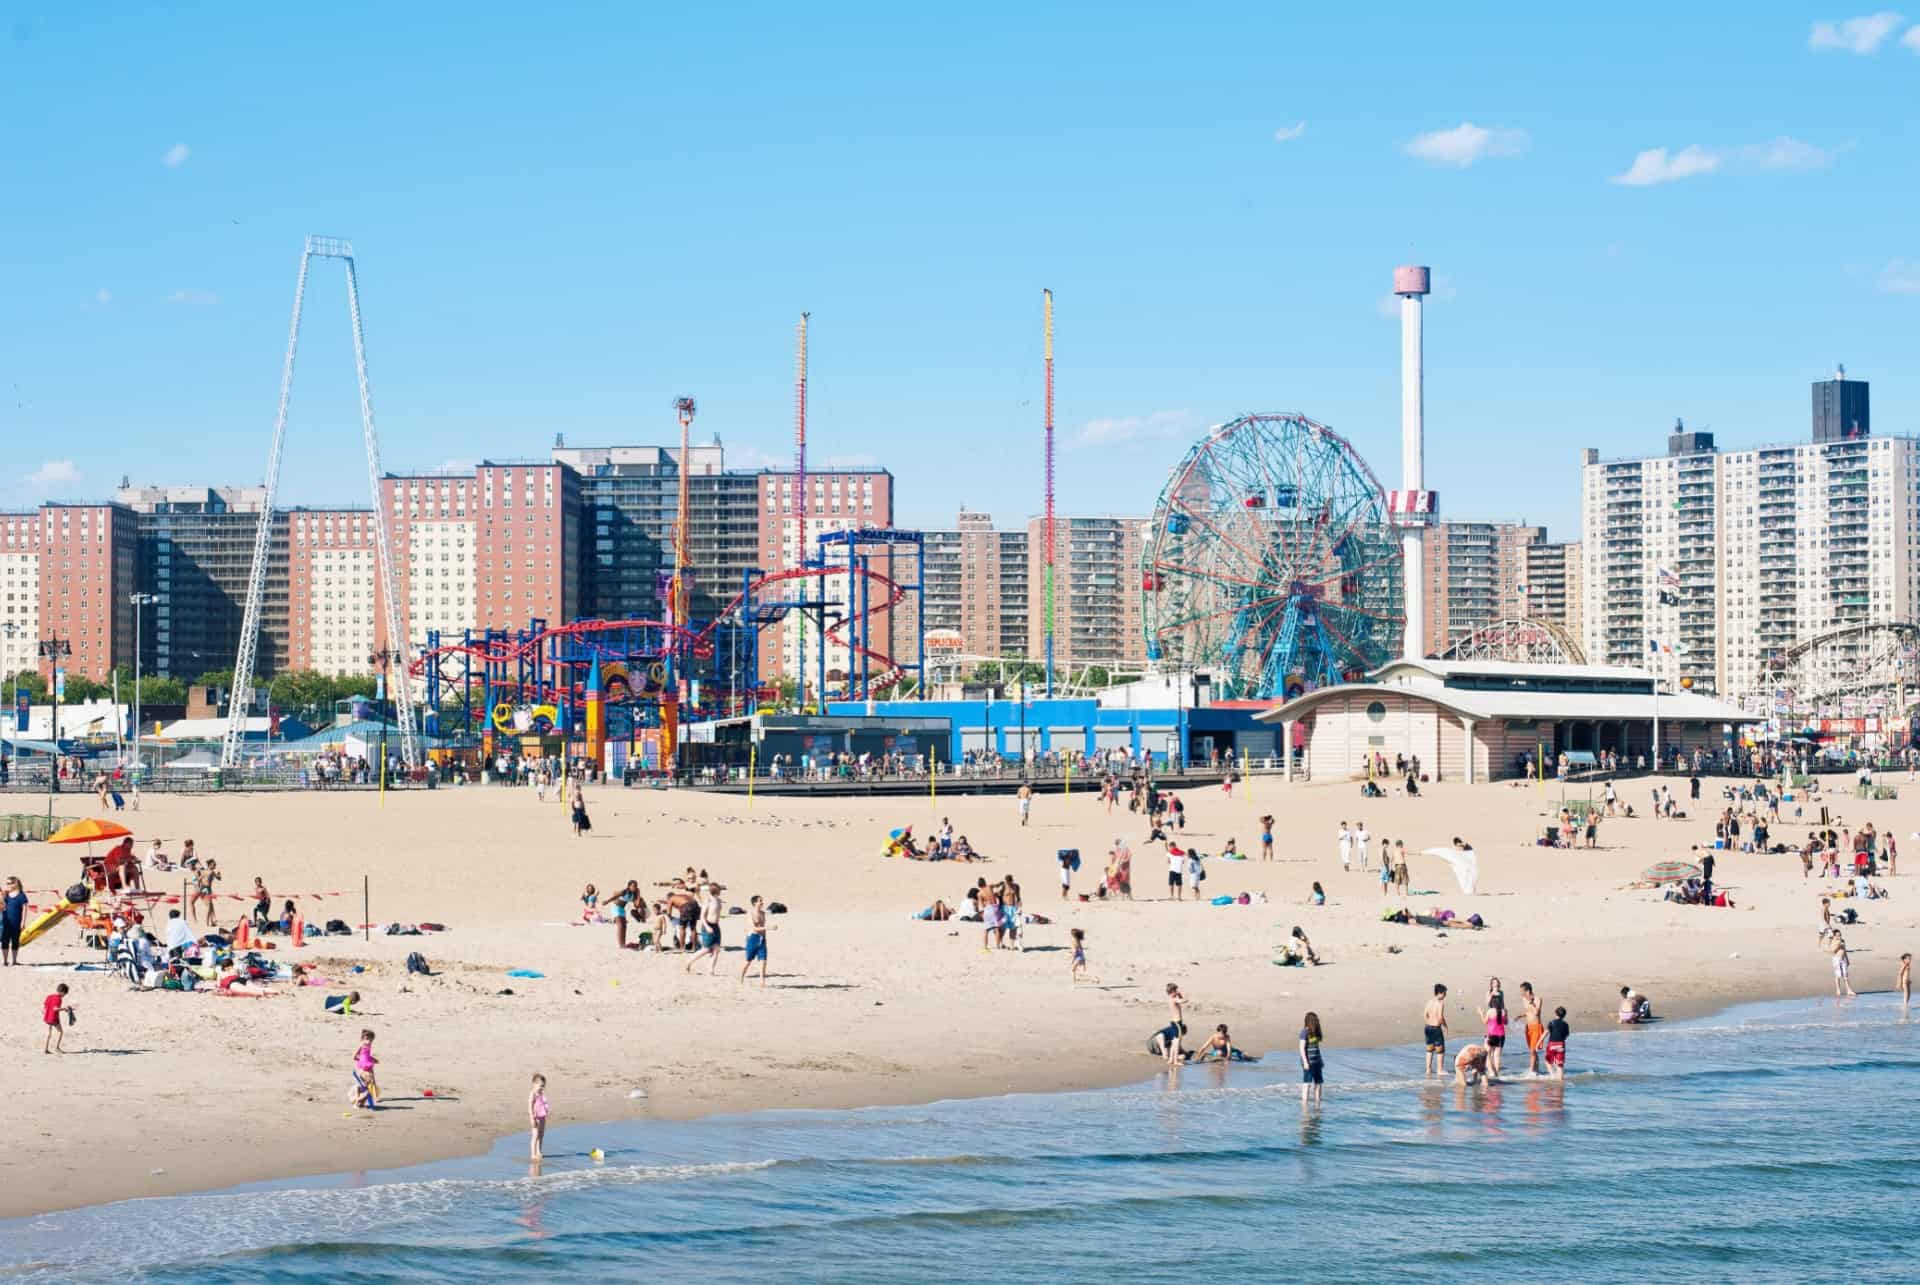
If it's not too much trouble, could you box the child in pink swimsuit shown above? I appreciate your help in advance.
[529,1073,549,1159]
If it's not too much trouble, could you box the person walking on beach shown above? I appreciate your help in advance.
[42,983,73,1054]
[1394,841,1410,895]
[741,895,770,986]
[1299,1011,1325,1105]
[1166,844,1184,901]
[1544,1008,1570,1080]
[1379,856,1393,898]
[1059,850,1074,901]
[1423,984,1448,1076]
[1338,821,1353,873]
[1069,927,1087,983]
[1017,783,1032,828]
[528,1073,549,1160]
[189,859,221,925]
[1355,821,1371,871]
[1260,815,1275,862]
[1520,982,1546,1076]
[686,882,724,974]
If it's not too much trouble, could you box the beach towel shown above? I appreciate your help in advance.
[1210,895,1236,906]
[506,968,545,979]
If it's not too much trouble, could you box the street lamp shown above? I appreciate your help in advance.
[130,593,162,787]
[369,648,403,782]
[0,622,19,786]
[38,634,71,813]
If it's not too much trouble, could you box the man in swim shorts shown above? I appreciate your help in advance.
[1166,846,1183,900]
[1422,983,1449,1075]
[740,895,770,987]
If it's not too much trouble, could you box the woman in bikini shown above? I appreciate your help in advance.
[1480,984,1509,1082]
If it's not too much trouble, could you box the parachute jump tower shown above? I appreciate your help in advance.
[1043,288,1056,695]
[222,236,418,771]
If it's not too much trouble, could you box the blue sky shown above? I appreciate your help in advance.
[3,5,1917,538]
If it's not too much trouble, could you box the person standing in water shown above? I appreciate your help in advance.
[528,1073,549,1160]
[1544,1008,1570,1080]
[1831,933,1857,998]
[1299,1011,1325,1105]
[1520,982,1546,1076]
[1423,984,1448,1076]
[1480,986,1509,1082]
[1900,952,1912,1006]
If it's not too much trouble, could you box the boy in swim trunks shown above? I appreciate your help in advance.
[740,895,770,987]
[1544,1007,1570,1080]
[1423,983,1448,1076]
[1520,982,1546,1076]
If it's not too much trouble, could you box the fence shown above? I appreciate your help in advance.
[0,813,85,842]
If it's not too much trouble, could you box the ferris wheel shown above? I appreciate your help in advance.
[1142,413,1404,699]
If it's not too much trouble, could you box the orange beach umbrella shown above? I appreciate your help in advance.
[47,818,133,845]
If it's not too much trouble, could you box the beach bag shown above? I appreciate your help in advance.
[767,901,788,914]
[326,919,350,935]
[406,951,431,976]
[1059,848,1081,872]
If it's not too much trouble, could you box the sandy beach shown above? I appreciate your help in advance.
[3,770,1914,1218]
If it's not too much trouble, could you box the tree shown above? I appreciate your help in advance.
[194,669,234,692]
[1084,666,1111,689]
[3,670,48,703]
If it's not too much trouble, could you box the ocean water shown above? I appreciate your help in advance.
[6,997,1919,1283]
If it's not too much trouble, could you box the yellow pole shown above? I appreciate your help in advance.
[749,744,756,810]
[930,749,937,812]
[379,746,386,807]
[1064,755,1071,800]
[1242,747,1251,803]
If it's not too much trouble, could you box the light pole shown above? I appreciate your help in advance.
[130,593,161,787]
[369,648,403,783]
[38,634,71,816]
[1,622,19,786]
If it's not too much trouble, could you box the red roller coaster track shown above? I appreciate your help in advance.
[408,564,910,698]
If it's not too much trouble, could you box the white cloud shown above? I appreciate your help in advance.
[93,288,111,306]
[1072,409,1198,448]
[1903,23,1920,49]
[1735,136,1834,173]
[1880,258,1920,294]
[1272,121,1307,143]
[25,459,82,491]
[436,457,480,473]
[166,288,219,306]
[1401,121,1529,169]
[1610,145,1722,186]
[1610,137,1833,186]
[163,142,190,168]
[1809,12,1905,53]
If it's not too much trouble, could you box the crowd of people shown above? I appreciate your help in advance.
[579,867,773,983]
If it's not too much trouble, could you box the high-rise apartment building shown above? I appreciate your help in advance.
[1521,541,1583,644]
[35,503,138,681]
[1581,373,1920,703]
[755,467,901,686]
[0,512,39,679]
[117,485,288,681]
[286,508,381,675]
[1416,522,1545,655]
[997,528,1030,657]
[1026,515,1150,672]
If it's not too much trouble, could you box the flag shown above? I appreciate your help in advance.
[1657,567,1680,588]
[1673,641,1691,656]
[1647,638,1671,656]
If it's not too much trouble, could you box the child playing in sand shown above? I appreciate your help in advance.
[42,983,73,1054]
[529,1073,549,1159]
[1070,928,1087,983]
[353,1029,381,1108]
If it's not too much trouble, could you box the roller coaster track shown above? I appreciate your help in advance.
[407,564,910,696]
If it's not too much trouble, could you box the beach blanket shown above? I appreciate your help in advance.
[1420,846,1479,895]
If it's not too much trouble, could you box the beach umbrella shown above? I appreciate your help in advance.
[1641,861,1701,885]
[46,818,132,844]
[1420,846,1478,895]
